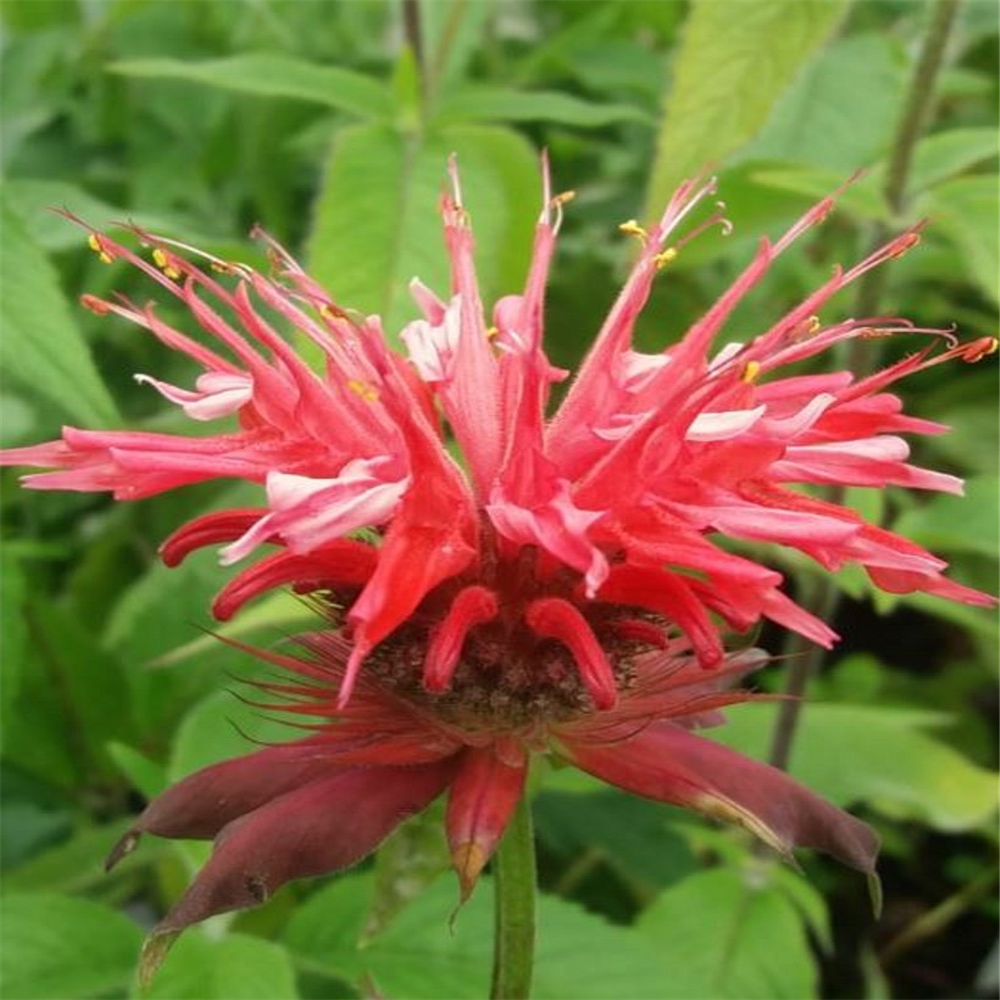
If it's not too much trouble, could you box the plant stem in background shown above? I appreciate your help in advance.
[490,796,537,1000]
[853,0,962,324]
[767,0,964,770]
[879,865,999,966]
[402,0,427,96]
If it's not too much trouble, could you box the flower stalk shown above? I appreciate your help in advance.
[490,795,537,1000]
[768,0,965,771]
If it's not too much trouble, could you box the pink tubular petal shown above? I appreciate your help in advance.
[488,472,608,596]
[685,406,766,442]
[219,460,409,565]
[135,372,253,421]
[526,597,618,709]
[148,759,457,935]
[760,589,840,647]
[211,541,377,620]
[600,566,724,670]
[562,721,878,873]
[438,168,503,495]
[446,746,527,900]
[159,509,271,566]
[424,586,500,693]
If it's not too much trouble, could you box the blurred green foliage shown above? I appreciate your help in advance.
[1,1,997,998]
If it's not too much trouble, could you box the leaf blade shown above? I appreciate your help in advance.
[109,54,392,119]
[645,0,850,214]
[0,190,119,427]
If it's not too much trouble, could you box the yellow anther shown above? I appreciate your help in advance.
[87,233,113,265]
[618,219,648,241]
[347,379,379,403]
[741,360,761,384]
[152,247,182,280]
[553,190,577,207]
[653,247,678,269]
[789,315,822,342]
[486,325,499,340]
[210,260,234,274]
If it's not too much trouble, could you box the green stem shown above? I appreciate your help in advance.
[490,796,536,1000]
[880,864,998,966]
[852,0,962,342]
[767,0,963,770]
[401,0,427,98]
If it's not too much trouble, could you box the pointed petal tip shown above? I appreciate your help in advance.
[451,841,489,903]
[106,830,141,872]
[138,928,180,991]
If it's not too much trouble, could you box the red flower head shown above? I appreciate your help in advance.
[2,160,994,966]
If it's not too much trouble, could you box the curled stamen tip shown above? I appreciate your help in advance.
[962,336,999,362]
[80,293,110,315]
[889,233,921,258]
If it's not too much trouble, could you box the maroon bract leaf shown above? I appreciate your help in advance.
[561,719,878,873]
[446,745,527,900]
[107,743,350,868]
[140,759,457,980]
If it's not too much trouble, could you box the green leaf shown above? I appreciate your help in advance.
[145,590,316,669]
[905,127,1000,194]
[0,550,26,727]
[921,174,1000,304]
[0,893,142,1000]
[892,476,999,559]
[101,549,240,735]
[3,818,167,896]
[635,866,820,999]
[433,85,653,127]
[0,188,119,427]
[711,703,999,832]
[285,873,669,999]
[106,741,168,800]
[736,33,905,172]
[136,931,298,1000]
[748,127,999,224]
[169,689,302,784]
[306,122,538,336]
[534,789,699,891]
[109,54,392,119]
[3,599,134,783]
[924,401,1000,477]
[3,179,224,251]
[646,0,850,214]
[749,165,888,222]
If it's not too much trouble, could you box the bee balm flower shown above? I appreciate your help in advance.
[2,161,994,964]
